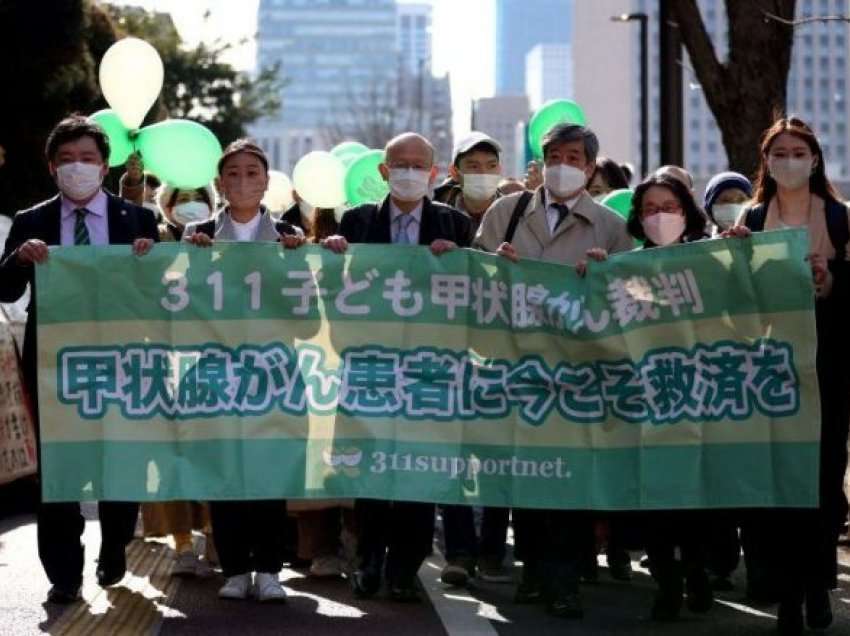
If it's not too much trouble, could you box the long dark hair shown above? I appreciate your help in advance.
[592,157,630,190]
[752,116,842,205]
[309,208,339,243]
[627,174,708,243]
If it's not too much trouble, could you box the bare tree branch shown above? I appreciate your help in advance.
[762,10,850,26]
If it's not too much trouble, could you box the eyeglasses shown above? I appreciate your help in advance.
[641,203,682,216]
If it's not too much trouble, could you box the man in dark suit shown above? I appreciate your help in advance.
[0,115,159,604]
[321,132,472,602]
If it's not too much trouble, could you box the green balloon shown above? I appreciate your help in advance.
[527,99,588,160]
[90,109,133,167]
[331,141,370,168]
[344,149,388,205]
[136,120,222,189]
[600,188,634,220]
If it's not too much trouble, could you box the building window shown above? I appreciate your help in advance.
[690,141,701,154]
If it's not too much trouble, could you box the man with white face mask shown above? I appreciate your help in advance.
[435,132,503,233]
[473,123,632,620]
[475,123,632,267]
[0,115,159,604]
[320,132,472,603]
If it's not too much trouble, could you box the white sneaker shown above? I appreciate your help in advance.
[218,573,253,600]
[309,555,343,578]
[254,572,288,603]
[172,551,199,578]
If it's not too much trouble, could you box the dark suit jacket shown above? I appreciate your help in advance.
[0,191,159,396]
[281,202,305,232]
[339,196,472,247]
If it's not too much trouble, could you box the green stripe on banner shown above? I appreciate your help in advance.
[41,439,819,510]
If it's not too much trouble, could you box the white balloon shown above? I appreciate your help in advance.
[262,171,294,213]
[99,38,164,129]
[292,152,347,209]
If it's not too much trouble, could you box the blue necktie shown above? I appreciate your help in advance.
[395,214,414,244]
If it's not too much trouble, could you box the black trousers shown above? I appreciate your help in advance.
[514,508,592,597]
[643,511,709,587]
[442,505,509,563]
[210,500,287,578]
[355,499,435,587]
[37,500,139,589]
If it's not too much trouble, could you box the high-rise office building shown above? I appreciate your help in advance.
[472,96,530,178]
[397,3,432,76]
[251,0,452,173]
[525,43,573,111]
[494,0,573,96]
[250,0,398,172]
[574,0,850,183]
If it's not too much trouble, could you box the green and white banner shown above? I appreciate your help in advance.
[36,229,820,509]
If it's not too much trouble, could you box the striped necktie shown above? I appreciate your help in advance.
[74,208,91,245]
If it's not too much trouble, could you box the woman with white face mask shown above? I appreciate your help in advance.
[702,172,752,236]
[626,174,709,249]
[724,117,850,636]
[155,183,216,241]
[624,174,713,621]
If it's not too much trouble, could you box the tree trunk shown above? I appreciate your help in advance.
[670,0,796,179]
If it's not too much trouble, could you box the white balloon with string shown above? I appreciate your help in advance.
[99,38,164,129]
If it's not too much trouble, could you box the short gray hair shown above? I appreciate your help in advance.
[542,123,599,164]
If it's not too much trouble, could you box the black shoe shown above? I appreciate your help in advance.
[609,559,633,582]
[547,592,584,619]
[46,584,81,604]
[96,546,127,587]
[805,588,832,630]
[440,558,474,587]
[389,583,421,603]
[351,569,380,599]
[777,601,803,636]
[651,575,683,621]
[685,569,713,613]
[514,564,544,604]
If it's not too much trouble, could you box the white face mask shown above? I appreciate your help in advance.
[642,212,686,246]
[768,157,813,190]
[388,168,431,202]
[462,173,501,201]
[712,203,744,230]
[142,201,160,214]
[172,201,211,227]
[56,162,103,201]
[543,164,587,198]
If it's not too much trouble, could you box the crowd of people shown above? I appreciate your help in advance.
[0,112,848,636]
